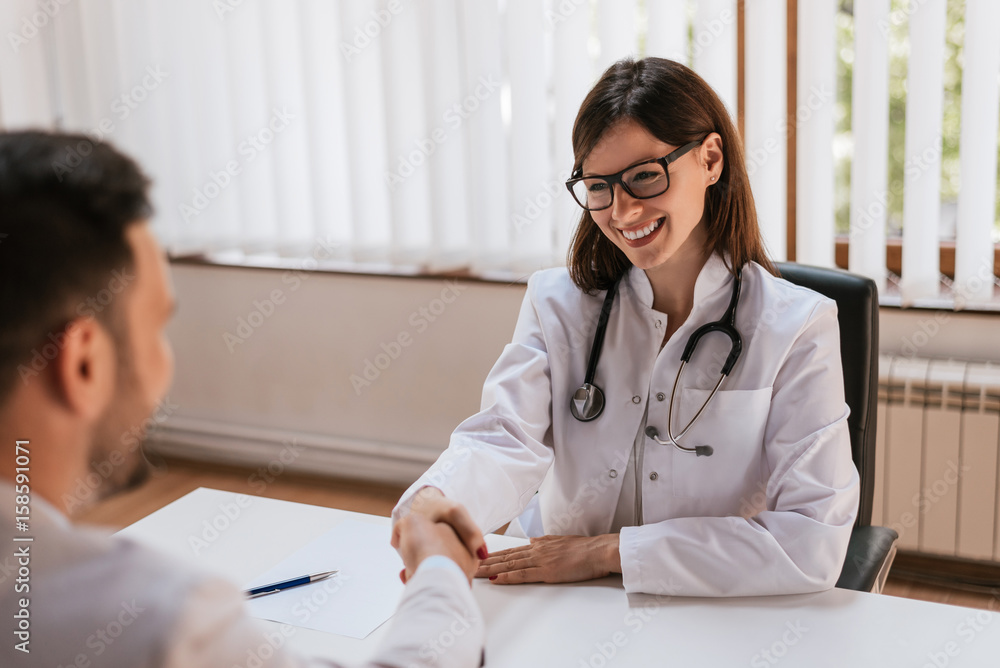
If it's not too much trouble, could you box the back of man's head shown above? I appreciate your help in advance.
[0,131,152,406]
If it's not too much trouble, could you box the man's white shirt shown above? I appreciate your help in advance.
[0,483,483,668]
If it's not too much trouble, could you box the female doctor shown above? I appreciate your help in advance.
[391,57,860,597]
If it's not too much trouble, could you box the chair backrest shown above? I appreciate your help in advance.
[775,262,878,528]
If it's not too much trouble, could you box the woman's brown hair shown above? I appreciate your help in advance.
[567,57,776,293]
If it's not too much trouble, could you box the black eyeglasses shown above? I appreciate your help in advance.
[565,139,705,211]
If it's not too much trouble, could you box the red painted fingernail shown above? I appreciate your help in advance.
[477,546,489,560]
[489,575,498,581]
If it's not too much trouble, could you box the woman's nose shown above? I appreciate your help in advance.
[610,183,642,221]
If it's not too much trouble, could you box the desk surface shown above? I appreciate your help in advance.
[118,488,1000,667]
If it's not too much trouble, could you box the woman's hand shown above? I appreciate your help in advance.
[475,534,622,584]
[392,486,489,562]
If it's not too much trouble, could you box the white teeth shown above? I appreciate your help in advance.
[621,218,662,241]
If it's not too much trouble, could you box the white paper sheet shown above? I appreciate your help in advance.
[244,520,405,639]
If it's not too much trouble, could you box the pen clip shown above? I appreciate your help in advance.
[248,588,281,599]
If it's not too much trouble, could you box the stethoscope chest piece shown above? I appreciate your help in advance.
[570,383,605,422]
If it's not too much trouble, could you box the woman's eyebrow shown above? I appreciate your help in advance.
[581,154,665,177]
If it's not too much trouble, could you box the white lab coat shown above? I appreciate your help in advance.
[394,252,860,597]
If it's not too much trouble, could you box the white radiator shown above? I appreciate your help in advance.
[875,355,1000,562]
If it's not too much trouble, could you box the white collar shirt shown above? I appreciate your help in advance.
[0,481,483,667]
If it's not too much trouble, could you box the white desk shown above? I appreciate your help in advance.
[119,488,1000,667]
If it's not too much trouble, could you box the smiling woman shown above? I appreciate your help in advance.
[567,58,774,298]
[393,56,861,599]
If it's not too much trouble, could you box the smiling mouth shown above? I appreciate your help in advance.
[618,217,664,241]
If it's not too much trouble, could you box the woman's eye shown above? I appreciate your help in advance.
[632,170,662,183]
[587,182,608,193]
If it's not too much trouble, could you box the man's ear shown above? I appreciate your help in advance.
[53,317,116,421]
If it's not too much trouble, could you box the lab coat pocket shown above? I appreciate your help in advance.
[668,386,773,502]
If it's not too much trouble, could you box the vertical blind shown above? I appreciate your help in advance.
[846,0,891,291]
[744,0,786,262]
[954,0,1000,306]
[1,1,997,307]
[794,0,836,269]
[808,0,999,307]
[0,0,738,275]
[900,0,947,301]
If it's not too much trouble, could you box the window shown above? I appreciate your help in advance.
[2,0,996,307]
[827,0,1000,308]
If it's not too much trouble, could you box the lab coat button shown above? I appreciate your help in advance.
[655,319,662,328]
[649,472,658,481]
[632,395,641,404]
[609,469,618,478]
[656,392,666,401]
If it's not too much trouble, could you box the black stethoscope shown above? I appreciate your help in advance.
[569,267,744,457]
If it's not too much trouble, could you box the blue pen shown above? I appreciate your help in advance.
[245,570,339,599]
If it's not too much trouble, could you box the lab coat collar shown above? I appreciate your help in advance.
[624,251,734,311]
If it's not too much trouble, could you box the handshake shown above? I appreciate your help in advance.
[391,487,488,585]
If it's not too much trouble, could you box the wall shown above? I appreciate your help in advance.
[880,307,1000,364]
[152,263,1000,486]
[151,263,526,485]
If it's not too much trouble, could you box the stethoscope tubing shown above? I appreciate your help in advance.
[568,276,620,423]
[571,266,744,458]
[584,276,619,386]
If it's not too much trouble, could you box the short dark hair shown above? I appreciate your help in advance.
[567,57,776,293]
[0,131,152,402]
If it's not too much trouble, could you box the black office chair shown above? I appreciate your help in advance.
[775,262,898,593]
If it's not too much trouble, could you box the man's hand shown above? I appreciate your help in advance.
[393,486,488,562]
[475,534,622,584]
[394,513,479,584]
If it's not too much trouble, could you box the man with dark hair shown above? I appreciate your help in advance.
[0,131,484,667]
[0,132,157,507]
